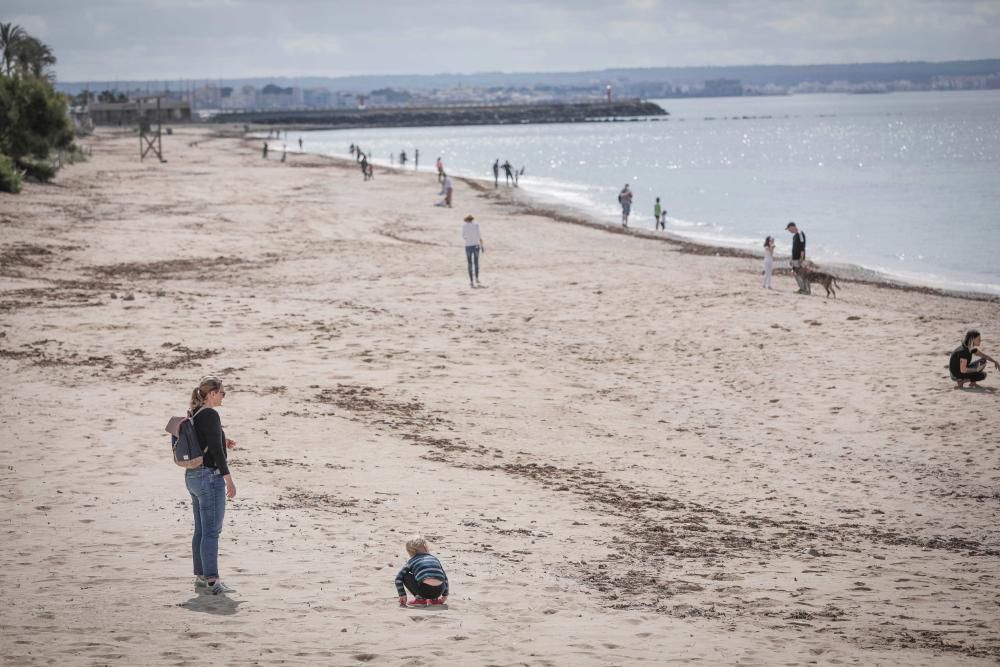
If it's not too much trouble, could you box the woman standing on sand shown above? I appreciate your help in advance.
[762,236,775,289]
[185,376,238,595]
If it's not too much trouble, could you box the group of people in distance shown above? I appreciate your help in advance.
[493,159,522,187]
[617,184,668,230]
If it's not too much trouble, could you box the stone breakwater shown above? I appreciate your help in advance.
[213,100,667,128]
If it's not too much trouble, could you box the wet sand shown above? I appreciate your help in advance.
[1,127,999,666]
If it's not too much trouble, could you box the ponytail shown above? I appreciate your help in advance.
[188,375,223,417]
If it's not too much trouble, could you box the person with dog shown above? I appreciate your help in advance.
[395,536,449,607]
[184,376,238,595]
[786,222,809,294]
[762,235,776,289]
[950,329,999,388]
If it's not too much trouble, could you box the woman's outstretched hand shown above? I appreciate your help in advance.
[226,438,237,449]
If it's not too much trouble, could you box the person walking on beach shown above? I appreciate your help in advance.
[183,376,238,595]
[462,214,485,288]
[436,157,445,183]
[950,329,999,388]
[400,150,407,167]
[442,173,454,207]
[493,159,500,188]
[360,154,370,181]
[415,149,420,170]
[654,197,664,230]
[298,137,303,150]
[762,235,776,289]
[281,144,287,163]
[618,184,633,227]
[262,142,268,159]
[786,222,809,294]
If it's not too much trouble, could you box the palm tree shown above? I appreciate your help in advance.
[0,22,25,76]
[15,35,57,79]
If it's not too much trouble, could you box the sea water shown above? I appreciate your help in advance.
[291,91,1000,295]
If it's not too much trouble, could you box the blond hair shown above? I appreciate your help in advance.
[406,536,429,555]
[188,375,223,415]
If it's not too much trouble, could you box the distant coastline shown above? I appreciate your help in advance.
[214,100,667,129]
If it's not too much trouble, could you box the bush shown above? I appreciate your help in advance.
[17,154,57,182]
[0,75,73,167]
[0,153,23,193]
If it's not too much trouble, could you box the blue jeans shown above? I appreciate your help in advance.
[465,245,480,283]
[185,468,226,579]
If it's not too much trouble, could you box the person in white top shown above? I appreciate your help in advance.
[762,235,775,289]
[462,214,485,288]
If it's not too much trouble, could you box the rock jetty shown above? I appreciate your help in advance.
[214,100,666,129]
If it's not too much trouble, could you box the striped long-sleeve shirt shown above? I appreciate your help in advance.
[394,552,449,597]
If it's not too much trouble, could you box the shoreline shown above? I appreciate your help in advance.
[260,132,998,303]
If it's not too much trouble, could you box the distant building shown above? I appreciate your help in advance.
[702,78,743,97]
[89,99,192,126]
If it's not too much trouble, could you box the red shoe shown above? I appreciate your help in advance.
[409,598,427,606]
[428,598,445,606]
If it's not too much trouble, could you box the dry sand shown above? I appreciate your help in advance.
[1,127,999,666]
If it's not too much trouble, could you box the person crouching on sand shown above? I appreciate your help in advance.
[395,537,449,607]
[950,329,999,388]
[462,214,484,288]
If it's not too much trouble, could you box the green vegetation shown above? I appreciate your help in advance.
[0,21,74,193]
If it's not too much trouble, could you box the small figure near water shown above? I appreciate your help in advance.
[414,149,420,170]
[441,173,453,207]
[654,197,666,230]
[462,214,484,288]
[492,159,500,188]
[950,329,999,389]
[618,184,633,227]
[298,137,303,150]
[262,142,268,159]
[436,156,445,183]
[762,235,775,289]
[502,160,514,186]
[399,150,407,167]
[280,144,286,163]
[786,222,809,294]
[395,536,449,607]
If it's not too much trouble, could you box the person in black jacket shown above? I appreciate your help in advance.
[185,375,238,595]
[786,222,809,294]
[949,329,999,388]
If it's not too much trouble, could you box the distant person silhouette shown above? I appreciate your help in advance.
[436,156,444,182]
[618,184,632,227]
[262,142,268,159]
[400,150,407,167]
[502,161,513,186]
[415,149,420,170]
[298,137,303,150]
[492,159,500,188]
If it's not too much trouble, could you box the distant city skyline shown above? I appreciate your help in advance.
[6,0,1000,82]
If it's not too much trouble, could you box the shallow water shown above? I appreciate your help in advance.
[287,91,1000,294]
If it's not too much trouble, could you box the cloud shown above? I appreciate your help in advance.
[4,0,997,81]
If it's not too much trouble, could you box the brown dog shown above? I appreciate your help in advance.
[802,268,842,298]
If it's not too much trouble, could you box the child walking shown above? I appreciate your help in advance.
[395,536,449,607]
[762,235,775,289]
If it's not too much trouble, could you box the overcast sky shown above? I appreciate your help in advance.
[6,0,1000,82]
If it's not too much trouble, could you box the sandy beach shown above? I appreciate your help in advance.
[1,127,999,666]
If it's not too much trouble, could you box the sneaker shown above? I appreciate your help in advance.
[428,598,446,606]
[194,577,208,589]
[209,581,235,595]
[409,598,427,606]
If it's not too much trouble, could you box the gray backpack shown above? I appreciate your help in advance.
[166,407,207,469]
